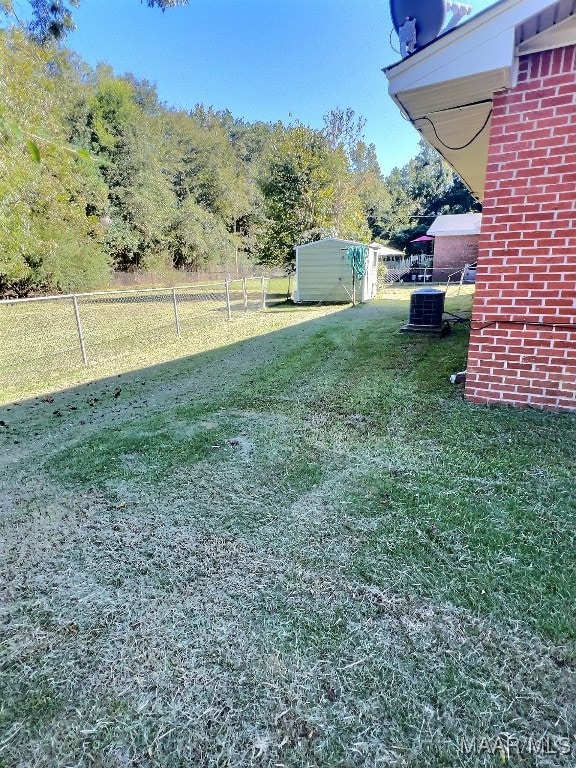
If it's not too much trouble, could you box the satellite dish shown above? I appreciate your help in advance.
[391,0,446,53]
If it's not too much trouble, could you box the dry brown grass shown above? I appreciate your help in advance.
[1,291,575,767]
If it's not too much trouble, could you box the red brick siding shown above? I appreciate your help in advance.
[432,234,479,282]
[465,45,576,412]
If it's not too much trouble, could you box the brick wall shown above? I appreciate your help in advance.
[432,234,479,282]
[465,45,576,412]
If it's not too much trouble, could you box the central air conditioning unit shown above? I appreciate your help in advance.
[401,287,450,335]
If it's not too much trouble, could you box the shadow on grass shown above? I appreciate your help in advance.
[0,294,472,436]
[2,291,575,642]
[2,291,576,767]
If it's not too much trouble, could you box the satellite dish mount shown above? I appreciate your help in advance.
[390,0,446,55]
[390,0,472,57]
[398,17,417,57]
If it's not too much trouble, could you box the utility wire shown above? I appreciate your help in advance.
[389,29,401,55]
[471,319,576,332]
[415,108,493,151]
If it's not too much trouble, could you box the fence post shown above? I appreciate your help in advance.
[261,275,267,310]
[72,294,88,366]
[172,288,181,336]
[242,276,248,311]
[224,279,232,320]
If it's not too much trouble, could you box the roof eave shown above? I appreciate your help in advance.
[429,229,481,236]
[384,0,576,201]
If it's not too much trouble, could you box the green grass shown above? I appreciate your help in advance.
[1,286,575,767]
[0,277,307,403]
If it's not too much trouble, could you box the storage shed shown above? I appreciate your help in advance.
[293,238,378,304]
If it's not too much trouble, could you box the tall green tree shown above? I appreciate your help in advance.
[0,29,109,296]
[73,73,176,270]
[258,125,369,270]
[159,108,243,271]
[169,196,234,271]
[323,107,367,170]
[322,106,393,245]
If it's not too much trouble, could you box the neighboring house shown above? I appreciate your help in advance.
[371,242,412,282]
[371,242,406,261]
[427,213,482,282]
[293,238,379,304]
[386,0,576,412]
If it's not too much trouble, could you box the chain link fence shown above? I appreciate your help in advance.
[1,270,474,399]
[0,278,268,396]
[378,260,476,294]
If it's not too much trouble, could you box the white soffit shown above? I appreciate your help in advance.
[398,70,507,117]
[416,108,492,199]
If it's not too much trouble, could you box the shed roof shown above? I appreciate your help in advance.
[295,237,370,250]
[385,0,576,201]
[427,213,482,236]
[371,243,406,256]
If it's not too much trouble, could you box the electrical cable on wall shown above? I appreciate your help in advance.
[471,319,576,332]
[415,108,493,151]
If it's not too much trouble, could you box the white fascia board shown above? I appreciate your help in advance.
[431,229,481,235]
[387,28,514,95]
[386,0,550,96]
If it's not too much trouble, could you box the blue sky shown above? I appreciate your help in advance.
[19,0,495,174]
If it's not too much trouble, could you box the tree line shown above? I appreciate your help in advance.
[0,17,479,297]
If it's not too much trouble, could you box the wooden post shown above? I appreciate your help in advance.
[72,295,88,366]
[172,288,181,336]
[225,279,232,320]
[242,277,248,311]
[261,275,266,310]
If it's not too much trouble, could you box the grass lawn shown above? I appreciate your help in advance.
[1,288,575,767]
[0,278,285,403]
